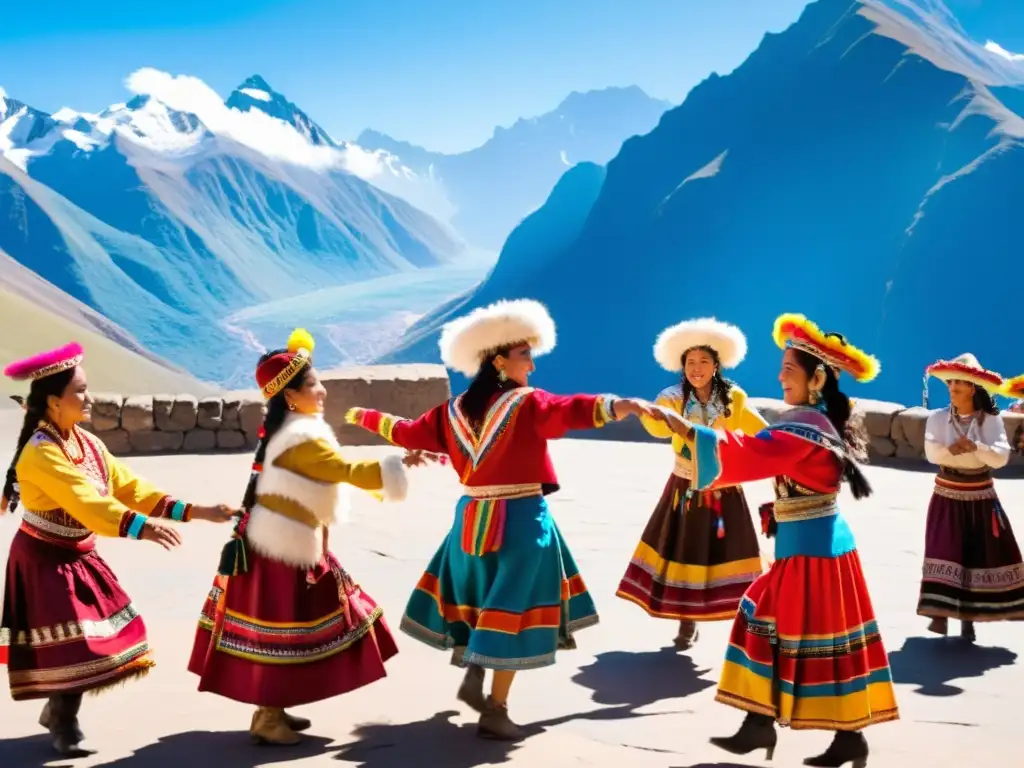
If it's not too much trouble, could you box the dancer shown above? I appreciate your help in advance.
[658,313,897,768]
[918,354,1023,641]
[1,342,236,757]
[345,298,666,741]
[616,318,767,648]
[188,329,426,746]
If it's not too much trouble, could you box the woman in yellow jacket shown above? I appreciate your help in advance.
[616,318,767,648]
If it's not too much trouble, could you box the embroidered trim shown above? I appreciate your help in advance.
[449,387,533,472]
[460,483,543,500]
[593,395,619,427]
[1,603,142,648]
[21,510,90,538]
[773,494,839,523]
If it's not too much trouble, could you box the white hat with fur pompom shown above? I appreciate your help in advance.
[439,298,557,377]
[653,317,747,372]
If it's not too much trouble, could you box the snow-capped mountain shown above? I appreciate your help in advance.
[0,72,467,386]
[381,0,1024,406]
[358,86,672,250]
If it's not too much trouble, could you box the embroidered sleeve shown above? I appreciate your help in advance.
[274,439,408,502]
[345,404,448,454]
[924,411,954,466]
[100,442,190,521]
[17,440,148,539]
[973,414,1011,469]
[529,390,621,439]
[690,425,816,490]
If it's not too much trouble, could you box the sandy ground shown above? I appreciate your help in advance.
[1,436,1022,767]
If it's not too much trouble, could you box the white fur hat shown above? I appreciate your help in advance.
[653,317,747,372]
[438,298,557,377]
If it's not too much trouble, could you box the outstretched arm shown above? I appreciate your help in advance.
[274,439,409,501]
[346,404,448,454]
[530,390,667,439]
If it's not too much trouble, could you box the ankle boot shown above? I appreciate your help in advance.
[249,707,301,746]
[803,730,869,767]
[477,696,523,741]
[51,694,94,757]
[927,617,948,636]
[709,712,777,759]
[674,619,699,650]
[960,620,976,643]
[457,664,487,712]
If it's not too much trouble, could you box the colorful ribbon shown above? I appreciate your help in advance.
[460,498,507,556]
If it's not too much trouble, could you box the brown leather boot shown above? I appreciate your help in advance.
[49,694,94,757]
[457,664,487,712]
[282,711,311,732]
[927,617,948,636]
[477,697,523,741]
[674,619,700,649]
[249,707,301,746]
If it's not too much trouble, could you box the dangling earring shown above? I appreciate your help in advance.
[287,401,296,411]
[498,369,508,383]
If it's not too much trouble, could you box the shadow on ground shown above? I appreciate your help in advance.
[888,635,1019,696]
[571,645,716,708]
[2,730,338,768]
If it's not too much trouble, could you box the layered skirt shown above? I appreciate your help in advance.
[917,468,1024,622]
[616,472,762,621]
[187,546,398,708]
[716,502,898,731]
[1,522,153,701]
[400,490,599,670]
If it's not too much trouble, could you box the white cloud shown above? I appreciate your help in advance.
[238,87,271,102]
[984,40,1024,62]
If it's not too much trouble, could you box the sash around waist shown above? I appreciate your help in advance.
[934,471,996,501]
[460,483,543,500]
[671,455,739,489]
[773,493,839,523]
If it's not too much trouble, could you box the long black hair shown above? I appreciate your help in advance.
[790,341,873,500]
[460,347,518,428]
[241,351,311,514]
[680,345,734,417]
[3,368,77,513]
[972,386,1000,422]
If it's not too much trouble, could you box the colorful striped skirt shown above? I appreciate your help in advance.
[400,493,598,670]
[187,547,398,708]
[1,524,153,701]
[616,473,762,621]
[917,468,1024,621]
[716,549,898,731]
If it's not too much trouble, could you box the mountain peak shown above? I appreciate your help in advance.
[226,75,337,147]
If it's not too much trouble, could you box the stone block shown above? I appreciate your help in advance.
[197,397,224,429]
[216,430,248,450]
[156,395,198,432]
[891,407,930,455]
[122,396,154,432]
[857,399,906,438]
[96,429,131,455]
[129,429,184,454]
[237,394,266,442]
[89,393,123,432]
[183,429,217,452]
[222,395,242,431]
[867,435,896,459]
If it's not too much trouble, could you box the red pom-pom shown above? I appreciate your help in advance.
[257,426,266,439]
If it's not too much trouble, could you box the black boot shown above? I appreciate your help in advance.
[51,694,95,757]
[803,730,868,767]
[960,620,976,643]
[709,712,777,759]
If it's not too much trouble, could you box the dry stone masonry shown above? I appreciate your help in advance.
[81,364,1024,467]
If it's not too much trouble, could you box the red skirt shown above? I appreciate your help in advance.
[1,528,154,700]
[187,547,398,708]
[716,550,899,731]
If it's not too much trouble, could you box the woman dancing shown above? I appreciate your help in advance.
[345,298,665,741]
[919,354,1024,641]
[1,343,236,757]
[658,313,898,768]
[188,329,428,746]
[616,318,767,648]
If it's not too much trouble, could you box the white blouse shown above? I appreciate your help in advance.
[923,408,1011,470]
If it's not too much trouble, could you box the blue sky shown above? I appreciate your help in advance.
[3,0,1022,153]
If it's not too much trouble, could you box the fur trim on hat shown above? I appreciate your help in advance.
[653,318,747,372]
[926,353,1003,392]
[438,299,557,377]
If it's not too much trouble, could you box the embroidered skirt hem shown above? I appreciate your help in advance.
[187,548,398,708]
[716,550,899,732]
[616,476,762,621]
[2,529,155,701]
[917,490,1024,622]
[402,495,599,670]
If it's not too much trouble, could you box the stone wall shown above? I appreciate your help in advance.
[83,365,1024,468]
[84,364,452,456]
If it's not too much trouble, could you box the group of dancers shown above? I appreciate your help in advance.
[2,299,1022,768]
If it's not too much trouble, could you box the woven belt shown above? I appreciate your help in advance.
[773,493,839,523]
[20,511,96,553]
[461,483,542,500]
[933,474,997,501]
[672,456,693,480]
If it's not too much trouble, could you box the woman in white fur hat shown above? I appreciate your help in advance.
[615,318,768,649]
[919,354,1024,642]
[346,298,665,741]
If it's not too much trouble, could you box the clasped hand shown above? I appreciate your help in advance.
[947,435,977,456]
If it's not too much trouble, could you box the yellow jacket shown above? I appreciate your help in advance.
[641,383,768,458]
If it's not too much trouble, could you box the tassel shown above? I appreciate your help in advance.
[992,500,1004,539]
[716,515,725,539]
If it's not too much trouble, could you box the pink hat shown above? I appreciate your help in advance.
[3,342,84,382]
